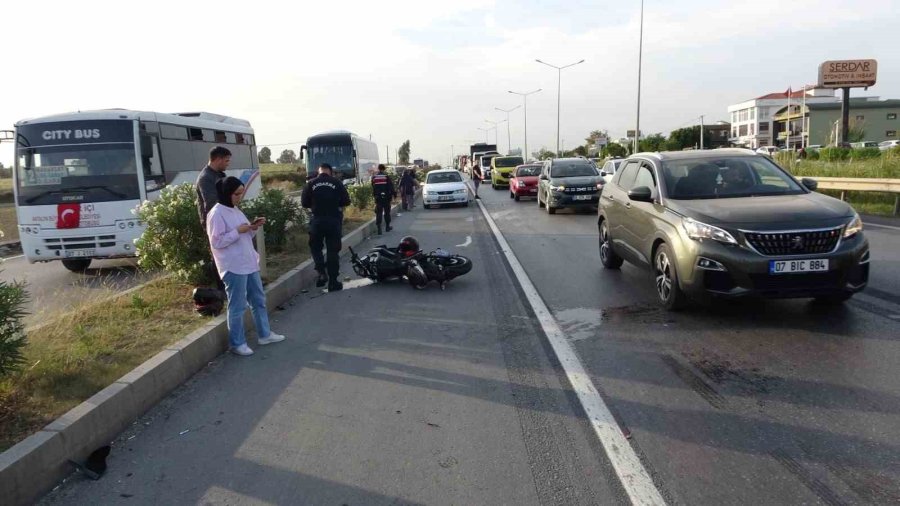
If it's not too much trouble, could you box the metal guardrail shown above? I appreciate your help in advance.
[811,177,900,215]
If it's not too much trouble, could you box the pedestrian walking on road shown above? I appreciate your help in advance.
[207,176,285,357]
[372,164,396,235]
[399,169,418,211]
[301,163,352,291]
[196,146,232,290]
[471,162,483,199]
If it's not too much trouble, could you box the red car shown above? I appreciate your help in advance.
[509,164,542,201]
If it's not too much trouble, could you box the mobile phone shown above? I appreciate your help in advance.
[252,217,264,225]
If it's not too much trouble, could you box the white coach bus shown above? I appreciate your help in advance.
[9,109,260,271]
[300,130,379,183]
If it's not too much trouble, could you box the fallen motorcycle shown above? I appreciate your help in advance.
[349,236,472,290]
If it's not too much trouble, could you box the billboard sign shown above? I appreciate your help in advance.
[818,59,877,89]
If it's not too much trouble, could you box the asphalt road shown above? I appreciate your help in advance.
[40,201,630,505]
[475,183,900,505]
[0,255,155,326]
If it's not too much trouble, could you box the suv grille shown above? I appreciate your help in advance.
[563,186,597,194]
[743,228,841,256]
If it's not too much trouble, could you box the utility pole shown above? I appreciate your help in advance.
[386,145,389,164]
[699,115,704,150]
[634,0,644,155]
[841,87,850,145]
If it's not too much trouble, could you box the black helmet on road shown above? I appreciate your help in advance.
[398,236,420,257]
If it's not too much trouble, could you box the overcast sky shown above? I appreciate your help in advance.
[2,0,898,167]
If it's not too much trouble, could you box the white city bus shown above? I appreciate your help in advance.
[300,130,379,183]
[11,109,260,271]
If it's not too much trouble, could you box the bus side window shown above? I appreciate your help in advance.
[140,134,165,188]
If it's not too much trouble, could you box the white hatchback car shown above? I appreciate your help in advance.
[422,169,469,209]
[879,140,899,151]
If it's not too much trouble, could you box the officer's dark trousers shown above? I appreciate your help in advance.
[308,216,342,281]
[375,197,391,228]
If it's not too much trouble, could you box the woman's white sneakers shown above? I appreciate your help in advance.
[257,332,286,346]
[232,344,254,356]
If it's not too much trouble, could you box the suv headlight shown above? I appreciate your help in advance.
[555,185,566,191]
[682,217,737,244]
[843,213,863,238]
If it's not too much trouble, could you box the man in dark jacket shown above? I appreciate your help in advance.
[196,146,232,228]
[301,163,352,291]
[195,146,231,289]
[399,169,417,211]
[371,164,395,235]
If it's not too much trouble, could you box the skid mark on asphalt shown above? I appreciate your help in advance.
[659,355,727,409]
[771,450,848,506]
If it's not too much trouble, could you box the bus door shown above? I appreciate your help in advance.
[139,127,165,199]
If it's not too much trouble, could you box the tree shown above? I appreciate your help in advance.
[667,125,710,151]
[638,133,667,153]
[532,148,556,160]
[398,140,411,164]
[572,145,588,157]
[258,146,272,164]
[277,149,297,164]
[603,143,627,158]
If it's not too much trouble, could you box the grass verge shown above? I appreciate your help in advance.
[0,277,209,451]
[0,205,17,243]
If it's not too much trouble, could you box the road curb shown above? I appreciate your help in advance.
[0,198,408,506]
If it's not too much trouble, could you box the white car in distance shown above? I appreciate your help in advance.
[422,169,469,209]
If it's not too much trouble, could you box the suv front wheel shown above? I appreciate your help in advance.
[654,243,686,310]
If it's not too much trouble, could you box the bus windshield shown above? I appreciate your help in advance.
[308,143,354,178]
[16,144,140,205]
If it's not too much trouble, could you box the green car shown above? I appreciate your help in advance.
[490,156,524,189]
[597,149,869,310]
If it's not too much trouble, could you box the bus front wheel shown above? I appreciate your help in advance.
[62,258,92,272]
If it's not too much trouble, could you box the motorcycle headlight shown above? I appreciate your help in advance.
[843,213,863,239]
[682,218,737,245]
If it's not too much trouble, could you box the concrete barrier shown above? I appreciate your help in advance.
[0,198,409,506]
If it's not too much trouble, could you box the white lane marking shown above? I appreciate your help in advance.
[455,235,472,248]
[864,222,900,231]
[474,197,666,506]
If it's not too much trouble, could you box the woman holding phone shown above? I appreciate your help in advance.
[207,176,285,356]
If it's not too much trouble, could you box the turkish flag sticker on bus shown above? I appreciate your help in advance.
[57,204,81,229]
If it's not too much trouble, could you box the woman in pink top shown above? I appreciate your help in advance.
[207,177,285,356]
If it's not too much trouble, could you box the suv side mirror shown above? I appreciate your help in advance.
[628,186,653,202]
[801,177,818,191]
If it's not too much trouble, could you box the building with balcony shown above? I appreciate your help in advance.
[727,88,839,149]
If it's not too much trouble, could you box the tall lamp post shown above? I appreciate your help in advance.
[536,58,585,156]
[485,119,506,148]
[508,88,541,161]
[634,0,644,154]
[495,105,521,155]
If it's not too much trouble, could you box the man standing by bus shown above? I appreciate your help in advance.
[372,164,395,235]
[302,163,351,291]
[196,146,232,288]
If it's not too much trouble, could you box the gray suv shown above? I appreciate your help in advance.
[597,149,869,309]
[537,158,604,214]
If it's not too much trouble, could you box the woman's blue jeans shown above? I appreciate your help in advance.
[222,271,271,348]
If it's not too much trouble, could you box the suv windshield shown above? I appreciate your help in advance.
[516,165,541,177]
[551,162,598,178]
[427,172,462,184]
[662,156,805,199]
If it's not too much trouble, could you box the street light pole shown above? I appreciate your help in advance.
[536,58,585,157]
[485,119,506,149]
[495,106,521,155]
[634,0,644,154]
[509,89,541,160]
[699,115,704,150]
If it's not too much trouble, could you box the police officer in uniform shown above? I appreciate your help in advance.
[301,163,351,291]
[371,164,396,235]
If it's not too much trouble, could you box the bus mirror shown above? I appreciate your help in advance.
[299,145,306,160]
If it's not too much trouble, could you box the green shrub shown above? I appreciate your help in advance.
[851,147,881,160]
[347,184,373,210]
[807,149,820,161]
[820,147,850,162]
[261,167,306,191]
[240,188,305,252]
[134,183,213,285]
[0,277,28,377]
